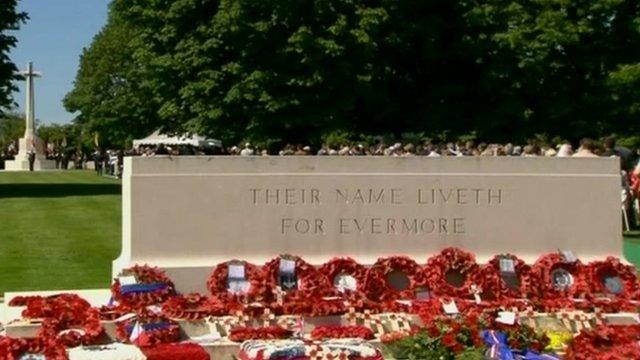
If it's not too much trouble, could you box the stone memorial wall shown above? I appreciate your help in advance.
[113,156,622,293]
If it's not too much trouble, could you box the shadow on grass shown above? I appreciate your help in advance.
[0,183,121,198]
[624,230,640,238]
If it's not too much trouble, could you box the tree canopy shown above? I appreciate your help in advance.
[0,111,23,150]
[66,0,640,148]
[0,0,27,112]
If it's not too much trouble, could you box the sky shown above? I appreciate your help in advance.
[9,0,110,125]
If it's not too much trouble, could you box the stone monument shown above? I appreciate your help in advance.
[113,156,623,293]
[4,62,55,171]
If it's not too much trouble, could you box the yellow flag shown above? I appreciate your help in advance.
[94,132,100,147]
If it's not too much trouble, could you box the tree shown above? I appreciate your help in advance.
[63,7,161,149]
[0,0,27,112]
[67,0,640,147]
[38,122,91,153]
[464,0,640,140]
[0,111,23,150]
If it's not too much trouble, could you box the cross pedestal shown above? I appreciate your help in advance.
[4,136,55,170]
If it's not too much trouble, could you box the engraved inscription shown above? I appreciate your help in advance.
[251,187,504,236]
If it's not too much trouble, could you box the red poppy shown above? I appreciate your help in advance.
[442,333,457,347]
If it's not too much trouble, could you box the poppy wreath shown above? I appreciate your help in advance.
[161,294,227,320]
[363,256,428,302]
[207,260,268,301]
[587,257,639,298]
[530,253,589,299]
[115,315,180,347]
[262,255,336,297]
[479,254,532,300]
[318,257,368,294]
[38,307,104,347]
[12,293,104,347]
[0,336,68,360]
[425,247,482,299]
[12,293,91,320]
[111,264,176,308]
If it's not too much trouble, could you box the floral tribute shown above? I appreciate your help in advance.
[4,248,640,359]
[479,254,532,299]
[381,315,485,359]
[262,255,335,296]
[310,325,375,340]
[10,293,104,347]
[111,264,176,307]
[425,247,482,299]
[261,255,343,316]
[587,256,639,298]
[207,260,267,301]
[363,256,428,301]
[530,253,589,300]
[318,257,368,293]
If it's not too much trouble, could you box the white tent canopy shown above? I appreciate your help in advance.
[133,130,222,148]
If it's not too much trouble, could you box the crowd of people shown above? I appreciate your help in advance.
[225,137,634,160]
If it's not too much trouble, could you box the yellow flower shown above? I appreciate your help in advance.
[545,331,573,351]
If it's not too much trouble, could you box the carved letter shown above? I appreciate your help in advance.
[339,218,350,234]
[285,188,295,205]
[370,189,385,204]
[314,219,325,234]
[453,218,465,234]
[295,219,310,234]
[250,188,261,204]
[391,189,402,204]
[281,218,292,234]
[488,189,502,204]
[420,219,435,233]
[457,189,467,204]
[438,218,448,233]
[371,218,382,234]
[401,219,418,234]
[336,189,349,203]
[311,189,321,204]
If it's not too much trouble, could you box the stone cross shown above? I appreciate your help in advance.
[16,62,42,137]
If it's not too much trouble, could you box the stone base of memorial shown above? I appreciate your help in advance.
[113,156,622,294]
[4,137,56,171]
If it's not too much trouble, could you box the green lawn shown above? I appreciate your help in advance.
[0,170,639,294]
[0,170,121,293]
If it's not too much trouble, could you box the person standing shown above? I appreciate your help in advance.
[572,138,599,158]
[93,150,102,175]
[28,148,36,171]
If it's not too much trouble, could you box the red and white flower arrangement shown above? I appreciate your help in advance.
[479,254,532,300]
[425,247,482,299]
[530,253,589,299]
[111,264,175,308]
[363,256,428,301]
